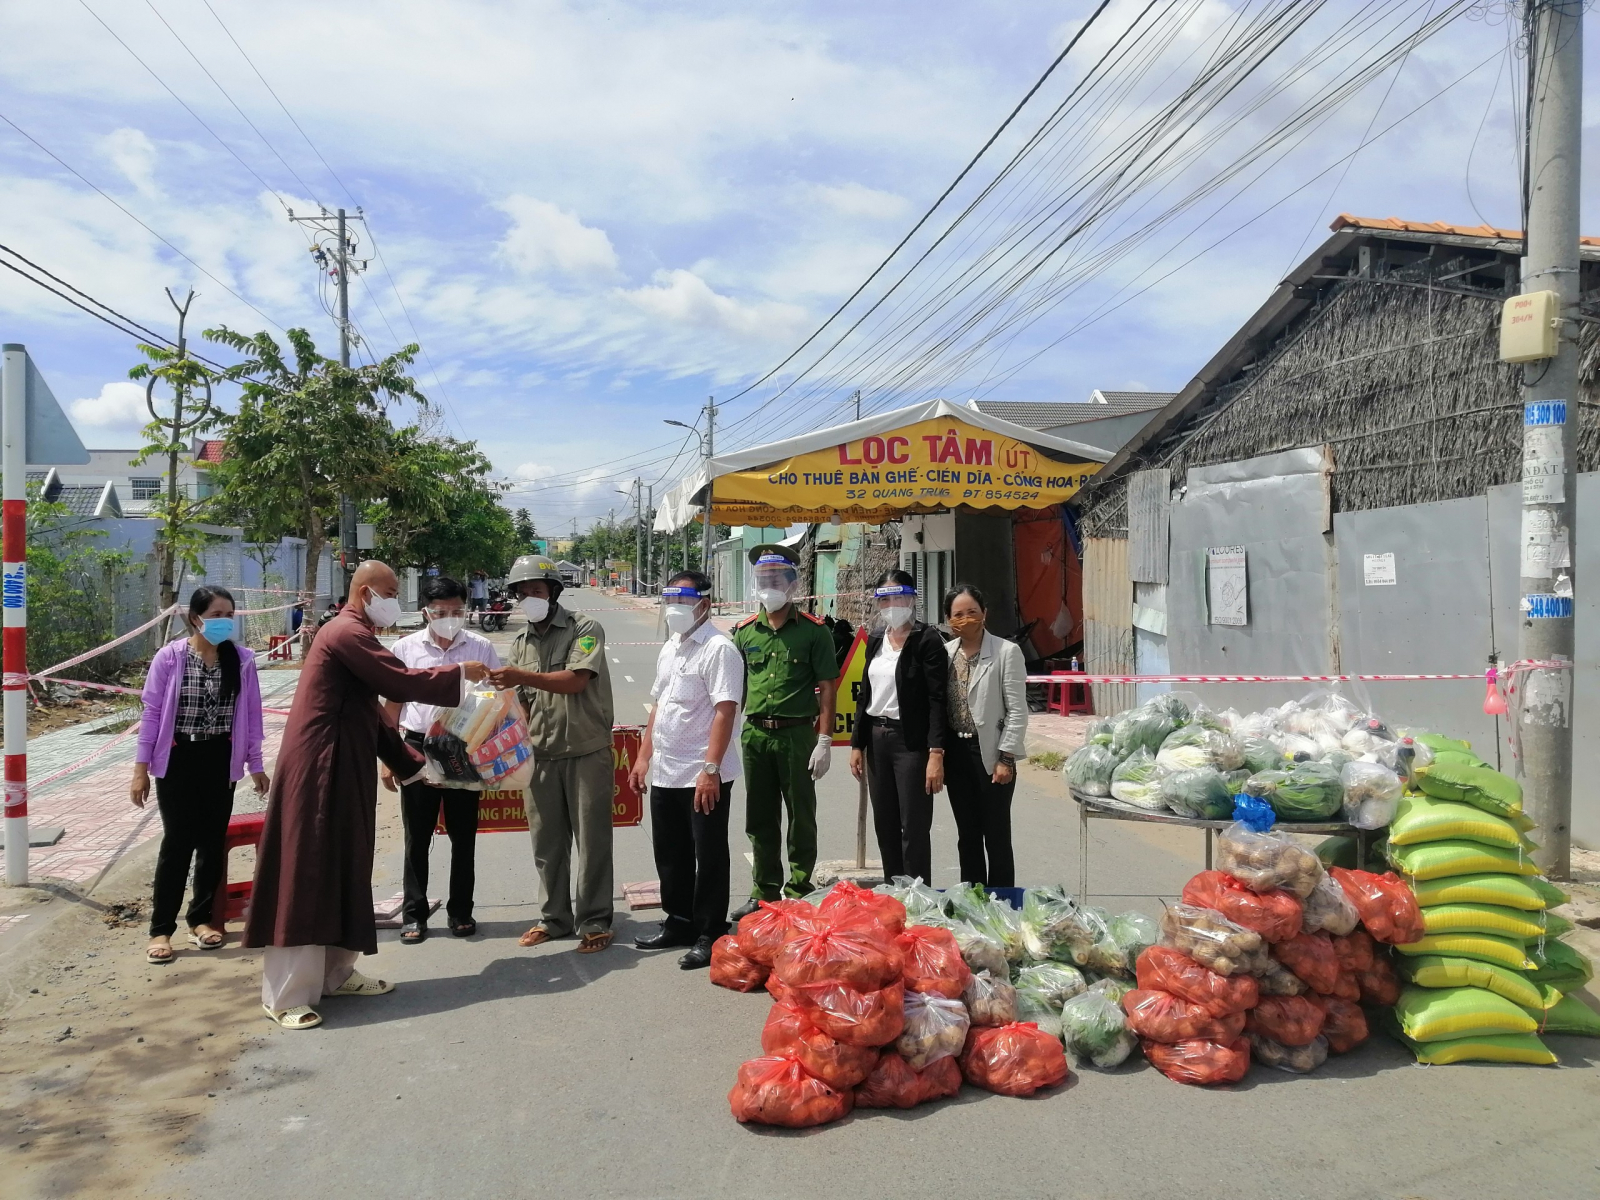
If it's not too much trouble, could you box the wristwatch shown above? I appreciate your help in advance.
[701,761,721,776]
[998,752,1016,767]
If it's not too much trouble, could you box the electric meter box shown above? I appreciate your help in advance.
[1500,290,1560,363]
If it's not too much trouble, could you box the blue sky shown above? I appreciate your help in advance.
[2,1,1597,536]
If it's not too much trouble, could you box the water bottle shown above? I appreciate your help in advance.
[1070,656,1079,672]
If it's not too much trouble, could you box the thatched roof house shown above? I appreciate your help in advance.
[1076,215,1600,537]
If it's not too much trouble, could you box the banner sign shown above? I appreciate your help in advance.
[830,627,868,747]
[443,726,645,833]
[709,415,1100,525]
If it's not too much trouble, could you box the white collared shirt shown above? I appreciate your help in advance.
[649,618,744,788]
[389,626,502,734]
[866,640,902,719]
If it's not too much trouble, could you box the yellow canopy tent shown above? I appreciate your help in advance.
[654,398,1110,532]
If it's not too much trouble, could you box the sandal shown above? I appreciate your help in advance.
[518,925,554,947]
[146,942,174,964]
[449,918,477,938]
[262,1003,322,1030]
[188,928,225,950]
[328,969,394,997]
[577,930,614,954]
[400,922,427,944]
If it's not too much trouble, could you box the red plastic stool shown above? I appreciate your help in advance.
[267,634,293,661]
[1048,670,1093,716]
[221,811,266,922]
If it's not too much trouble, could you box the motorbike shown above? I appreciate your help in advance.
[479,591,512,633]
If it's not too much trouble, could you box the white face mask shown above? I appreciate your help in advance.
[756,588,790,613]
[663,604,700,636]
[520,596,550,623]
[882,602,914,629]
[365,589,402,628]
[429,616,465,641]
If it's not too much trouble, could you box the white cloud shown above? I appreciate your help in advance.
[70,381,150,440]
[811,182,909,220]
[98,127,158,196]
[496,197,619,279]
[620,269,807,343]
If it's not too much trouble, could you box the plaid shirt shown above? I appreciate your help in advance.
[174,646,235,738]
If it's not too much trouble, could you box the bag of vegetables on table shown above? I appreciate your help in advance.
[1266,759,1344,821]
[1340,760,1403,829]
[1109,747,1166,810]
[1059,988,1139,1068]
[1064,742,1119,797]
[1157,724,1247,774]
[1160,766,1236,820]
[1111,703,1180,760]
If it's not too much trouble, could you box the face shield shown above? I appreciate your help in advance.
[661,584,709,636]
[873,582,917,631]
[751,554,798,613]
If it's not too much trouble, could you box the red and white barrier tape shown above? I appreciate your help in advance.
[1024,661,1573,686]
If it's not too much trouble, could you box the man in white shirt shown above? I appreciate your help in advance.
[628,570,743,969]
[381,576,502,943]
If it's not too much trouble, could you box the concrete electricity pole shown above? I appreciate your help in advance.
[632,477,643,595]
[703,397,716,576]
[289,205,368,599]
[1515,0,1581,879]
[646,482,654,594]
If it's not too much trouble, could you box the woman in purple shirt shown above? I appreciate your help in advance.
[130,586,268,963]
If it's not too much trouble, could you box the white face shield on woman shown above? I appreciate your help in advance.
[662,584,709,637]
[873,582,917,630]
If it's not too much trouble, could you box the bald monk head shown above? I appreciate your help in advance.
[348,560,399,624]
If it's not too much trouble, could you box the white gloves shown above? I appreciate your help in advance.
[808,735,832,781]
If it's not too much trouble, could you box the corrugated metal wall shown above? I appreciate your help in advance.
[1083,537,1134,715]
[1127,469,1170,584]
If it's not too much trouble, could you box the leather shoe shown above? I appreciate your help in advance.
[729,898,764,923]
[679,936,715,970]
[634,924,696,950]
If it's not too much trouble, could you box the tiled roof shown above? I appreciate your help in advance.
[969,393,1174,429]
[55,483,122,518]
[1330,213,1600,247]
[195,439,227,464]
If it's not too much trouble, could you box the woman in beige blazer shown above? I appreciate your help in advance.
[942,584,1028,886]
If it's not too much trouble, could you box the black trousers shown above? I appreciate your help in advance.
[865,718,934,884]
[150,738,235,938]
[944,738,1016,888]
[401,779,480,923]
[650,780,732,940]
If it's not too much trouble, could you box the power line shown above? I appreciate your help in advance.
[0,110,285,331]
[0,257,165,348]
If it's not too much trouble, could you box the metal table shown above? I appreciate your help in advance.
[1069,788,1367,901]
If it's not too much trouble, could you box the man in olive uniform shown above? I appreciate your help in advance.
[730,545,838,919]
[488,555,617,953]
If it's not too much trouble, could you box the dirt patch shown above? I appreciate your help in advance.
[1,698,137,739]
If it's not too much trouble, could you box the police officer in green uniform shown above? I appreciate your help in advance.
[730,545,838,919]
[487,555,617,953]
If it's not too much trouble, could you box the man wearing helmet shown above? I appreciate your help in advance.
[487,555,616,953]
[729,544,838,918]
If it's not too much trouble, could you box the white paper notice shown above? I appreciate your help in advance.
[1523,425,1565,504]
[1207,546,1248,626]
[1362,552,1397,586]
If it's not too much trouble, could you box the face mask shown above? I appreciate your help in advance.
[365,589,402,628]
[756,588,790,613]
[663,604,700,636]
[429,616,465,641]
[199,617,235,645]
[948,613,984,636]
[882,603,914,629]
[521,596,550,623]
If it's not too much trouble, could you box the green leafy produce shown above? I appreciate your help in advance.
[1015,962,1089,1008]
[1239,736,1283,774]
[1105,911,1158,977]
[1087,975,1134,1003]
[1064,743,1119,797]
[1147,693,1193,725]
[1269,759,1344,821]
[1086,718,1115,747]
[1015,988,1064,1038]
[883,876,946,923]
[1243,768,1290,799]
[946,883,1025,963]
[1110,747,1165,810]
[1160,767,1235,820]
[1059,990,1137,1068]
[1111,704,1179,760]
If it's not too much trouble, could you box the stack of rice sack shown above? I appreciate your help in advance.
[1127,817,1421,1085]
[1385,735,1600,1064]
[720,881,1069,1127]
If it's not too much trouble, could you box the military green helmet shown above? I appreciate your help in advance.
[507,554,562,587]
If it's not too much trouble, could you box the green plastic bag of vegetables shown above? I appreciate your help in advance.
[1015,962,1089,1007]
[1240,735,1284,774]
[1064,743,1118,797]
[1111,704,1178,760]
[1160,767,1236,820]
[1110,747,1165,810]
[1269,759,1344,821]
[1085,718,1115,747]
[1059,989,1137,1068]
[1147,693,1193,725]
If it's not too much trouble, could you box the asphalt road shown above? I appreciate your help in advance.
[153,592,1600,1200]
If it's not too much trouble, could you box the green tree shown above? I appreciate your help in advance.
[204,326,423,611]
[22,487,133,681]
[365,429,519,578]
[513,508,538,551]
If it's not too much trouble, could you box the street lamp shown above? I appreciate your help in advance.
[664,416,713,575]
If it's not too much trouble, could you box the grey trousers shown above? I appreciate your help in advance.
[527,746,614,936]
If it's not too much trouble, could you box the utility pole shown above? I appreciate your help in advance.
[289,205,369,599]
[143,289,212,626]
[632,477,643,595]
[1515,0,1581,880]
[646,482,654,594]
[703,396,716,575]
[853,388,862,420]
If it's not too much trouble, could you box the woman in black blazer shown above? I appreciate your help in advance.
[848,569,949,883]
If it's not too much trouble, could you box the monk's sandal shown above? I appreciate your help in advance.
[330,969,394,997]
[263,1004,322,1030]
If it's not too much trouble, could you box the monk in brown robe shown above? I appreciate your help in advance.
[245,561,488,1029]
